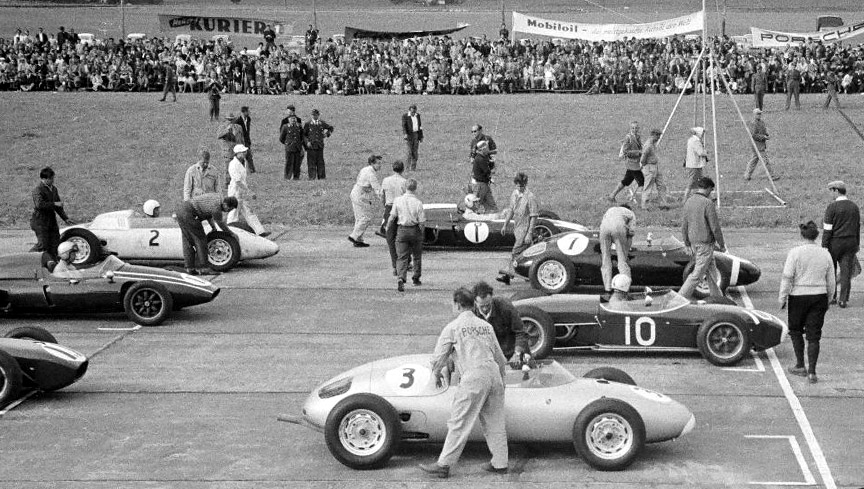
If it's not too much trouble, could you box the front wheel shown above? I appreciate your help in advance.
[207,231,241,272]
[518,305,556,359]
[123,281,173,326]
[4,327,57,343]
[696,315,750,366]
[573,398,645,471]
[324,393,401,470]
[59,228,102,266]
[529,254,575,294]
[0,350,23,408]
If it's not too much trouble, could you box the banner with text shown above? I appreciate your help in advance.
[158,14,286,36]
[750,21,864,47]
[512,11,704,42]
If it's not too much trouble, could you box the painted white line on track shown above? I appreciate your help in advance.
[745,435,816,485]
[97,324,142,332]
[737,286,837,489]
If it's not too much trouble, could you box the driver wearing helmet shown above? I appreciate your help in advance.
[53,241,83,279]
[460,193,499,221]
[142,199,161,218]
[607,273,632,308]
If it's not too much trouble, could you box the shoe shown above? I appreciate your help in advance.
[354,241,370,248]
[198,268,222,275]
[397,279,405,292]
[419,463,449,478]
[808,373,818,384]
[374,230,386,238]
[772,176,781,181]
[838,301,847,308]
[480,462,508,474]
[496,274,511,285]
[788,366,807,377]
[347,236,357,244]
[185,268,200,276]
[259,231,271,238]
[412,278,422,286]
[830,298,837,305]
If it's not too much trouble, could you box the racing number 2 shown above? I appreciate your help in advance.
[624,316,656,346]
[149,230,159,247]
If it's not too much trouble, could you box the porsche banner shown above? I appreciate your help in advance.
[750,21,864,47]
[512,11,704,42]
[158,14,286,36]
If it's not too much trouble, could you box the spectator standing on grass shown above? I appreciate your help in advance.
[469,124,497,164]
[348,155,383,248]
[752,64,767,111]
[159,60,177,102]
[780,221,835,385]
[683,127,708,201]
[785,63,802,110]
[402,104,423,171]
[207,81,221,121]
[473,281,528,366]
[30,166,75,259]
[824,67,841,109]
[607,121,643,203]
[471,140,497,212]
[227,144,269,237]
[388,178,425,292]
[183,149,221,201]
[599,204,635,300]
[679,177,726,300]
[303,108,334,180]
[822,181,860,309]
[743,108,777,181]
[233,106,255,173]
[279,114,304,180]
[380,160,408,273]
[217,112,243,191]
[639,128,672,211]
[279,104,302,128]
[175,193,237,276]
[496,172,538,285]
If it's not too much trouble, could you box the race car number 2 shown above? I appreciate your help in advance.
[385,364,432,394]
[624,316,656,346]
[463,222,490,244]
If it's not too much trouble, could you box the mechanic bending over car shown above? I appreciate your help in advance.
[472,281,529,368]
[175,193,239,276]
[421,287,509,478]
[52,241,83,280]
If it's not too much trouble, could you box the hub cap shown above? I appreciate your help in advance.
[338,409,387,456]
[208,239,233,266]
[66,237,91,264]
[706,322,744,359]
[586,413,633,460]
[537,260,567,290]
[131,289,164,319]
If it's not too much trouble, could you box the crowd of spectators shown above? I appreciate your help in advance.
[3,25,864,96]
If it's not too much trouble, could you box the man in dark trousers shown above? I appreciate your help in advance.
[233,106,255,172]
[785,63,801,110]
[679,177,726,300]
[822,181,860,308]
[303,108,334,180]
[824,68,841,109]
[175,193,238,276]
[159,60,177,102]
[280,114,304,180]
[402,104,423,171]
[472,281,529,367]
[471,140,497,212]
[30,167,75,259]
[751,64,767,111]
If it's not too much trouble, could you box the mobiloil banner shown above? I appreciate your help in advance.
[158,14,285,36]
[750,21,864,47]
[512,11,704,42]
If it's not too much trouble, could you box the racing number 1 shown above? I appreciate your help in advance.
[400,368,415,388]
[624,316,656,346]
[149,230,159,246]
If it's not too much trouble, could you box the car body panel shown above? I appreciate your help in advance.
[0,337,88,392]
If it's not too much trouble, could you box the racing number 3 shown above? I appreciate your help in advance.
[149,230,159,247]
[624,316,656,346]
[399,368,415,388]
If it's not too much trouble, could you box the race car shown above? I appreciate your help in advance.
[279,354,695,471]
[513,288,787,366]
[422,203,588,249]
[0,326,89,408]
[0,252,219,326]
[60,209,279,272]
[514,231,760,295]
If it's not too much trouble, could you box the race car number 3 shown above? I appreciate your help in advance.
[385,364,432,394]
[463,222,490,243]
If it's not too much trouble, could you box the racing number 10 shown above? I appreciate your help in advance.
[624,316,656,346]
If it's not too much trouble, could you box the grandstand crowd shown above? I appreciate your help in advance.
[3,26,864,95]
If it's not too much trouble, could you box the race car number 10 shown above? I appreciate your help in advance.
[624,316,656,346]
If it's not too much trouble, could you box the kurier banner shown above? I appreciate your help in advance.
[158,14,286,36]
[750,21,864,47]
[512,11,704,42]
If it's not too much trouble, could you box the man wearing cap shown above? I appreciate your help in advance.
[822,181,860,308]
[680,176,726,300]
[497,172,538,285]
[387,178,425,291]
[184,149,221,201]
[175,193,238,275]
[303,109,334,180]
[279,105,302,128]
[639,128,671,210]
[402,104,423,171]
[232,106,255,173]
[227,144,268,237]
[683,127,708,201]
[607,121,643,203]
[599,204,636,300]
[744,108,777,181]
[279,114,304,180]
[349,155,383,248]
[30,166,75,260]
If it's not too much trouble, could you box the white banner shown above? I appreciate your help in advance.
[750,21,864,47]
[512,11,704,42]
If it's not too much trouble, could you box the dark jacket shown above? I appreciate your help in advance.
[401,112,423,141]
[473,297,528,358]
[280,122,304,152]
[303,119,334,150]
[233,115,252,146]
[472,153,492,183]
[31,183,68,229]
[823,198,861,248]
[681,192,725,249]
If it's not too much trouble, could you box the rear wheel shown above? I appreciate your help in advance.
[583,367,636,386]
[324,393,401,470]
[573,398,645,471]
[0,350,23,408]
[4,327,57,344]
[697,316,750,366]
[518,305,556,359]
[59,228,102,266]
[529,254,575,294]
[123,281,173,326]
[531,222,559,242]
[207,231,241,272]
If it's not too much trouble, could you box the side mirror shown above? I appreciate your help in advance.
[103,271,115,283]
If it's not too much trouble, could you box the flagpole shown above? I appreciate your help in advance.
[120,0,126,39]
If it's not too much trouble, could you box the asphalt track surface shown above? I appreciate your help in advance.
[0,227,862,489]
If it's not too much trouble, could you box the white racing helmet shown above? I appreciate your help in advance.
[464,194,480,209]
[611,274,632,293]
[143,199,160,217]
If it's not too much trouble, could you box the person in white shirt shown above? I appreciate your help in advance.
[348,155,383,248]
[227,144,268,236]
[183,149,221,201]
[683,126,708,201]
[401,105,423,171]
[387,178,425,290]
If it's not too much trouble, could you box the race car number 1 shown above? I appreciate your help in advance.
[463,222,490,243]
[385,364,431,394]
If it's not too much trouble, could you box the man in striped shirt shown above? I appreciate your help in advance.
[175,193,238,275]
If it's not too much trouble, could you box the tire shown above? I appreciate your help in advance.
[59,228,102,266]
[324,393,401,470]
[531,222,559,243]
[4,327,57,344]
[573,398,646,471]
[518,305,556,359]
[0,350,23,408]
[696,315,750,366]
[538,209,560,220]
[529,254,575,294]
[583,367,636,386]
[123,281,173,326]
[206,231,241,272]
[682,260,729,299]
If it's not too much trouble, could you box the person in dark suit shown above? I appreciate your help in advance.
[279,104,302,128]
[785,63,801,110]
[303,108,334,180]
[402,104,423,171]
[280,114,304,180]
[822,181,860,308]
[751,64,767,111]
[30,167,75,260]
[233,106,255,173]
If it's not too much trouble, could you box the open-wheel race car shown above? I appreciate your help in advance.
[279,354,695,471]
[0,252,219,326]
[0,326,88,408]
[513,289,787,366]
[421,203,588,249]
[60,209,279,272]
[514,231,760,295]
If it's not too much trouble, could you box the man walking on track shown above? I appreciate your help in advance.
[679,177,726,300]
